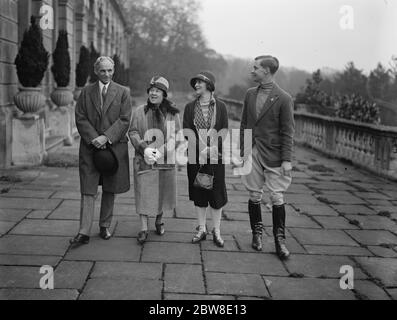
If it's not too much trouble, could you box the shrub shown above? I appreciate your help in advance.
[14,16,49,87]
[113,54,123,84]
[76,45,91,87]
[89,43,100,83]
[335,94,380,124]
[51,30,71,87]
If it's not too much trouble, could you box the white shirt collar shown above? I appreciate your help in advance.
[99,81,110,93]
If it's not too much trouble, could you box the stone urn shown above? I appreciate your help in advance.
[14,87,46,114]
[73,86,83,101]
[50,87,74,107]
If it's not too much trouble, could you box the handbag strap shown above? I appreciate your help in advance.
[198,164,214,176]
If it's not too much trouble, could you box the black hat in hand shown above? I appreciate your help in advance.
[93,144,119,176]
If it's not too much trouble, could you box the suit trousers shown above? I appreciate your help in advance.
[79,191,115,236]
[241,146,292,206]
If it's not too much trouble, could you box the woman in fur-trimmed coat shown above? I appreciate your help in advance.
[129,76,181,245]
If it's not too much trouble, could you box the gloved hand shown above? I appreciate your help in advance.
[144,147,157,165]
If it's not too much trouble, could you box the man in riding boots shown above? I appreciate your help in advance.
[239,55,295,260]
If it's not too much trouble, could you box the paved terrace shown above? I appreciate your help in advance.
[0,103,396,300]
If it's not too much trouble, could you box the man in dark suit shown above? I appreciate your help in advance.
[239,55,295,260]
[70,56,132,245]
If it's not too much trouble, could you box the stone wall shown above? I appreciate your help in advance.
[0,0,19,168]
[0,0,129,168]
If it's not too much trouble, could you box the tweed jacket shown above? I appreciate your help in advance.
[240,82,295,167]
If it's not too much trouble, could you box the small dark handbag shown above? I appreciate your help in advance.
[194,165,214,190]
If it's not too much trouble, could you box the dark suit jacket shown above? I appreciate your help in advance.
[75,81,132,195]
[240,83,295,167]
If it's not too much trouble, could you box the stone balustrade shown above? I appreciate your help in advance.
[220,97,397,181]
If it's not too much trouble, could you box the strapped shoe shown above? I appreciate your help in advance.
[212,229,224,248]
[192,229,207,244]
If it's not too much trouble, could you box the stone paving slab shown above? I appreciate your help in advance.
[0,254,61,267]
[303,245,373,257]
[345,215,396,231]
[0,221,17,236]
[164,293,235,300]
[79,278,162,300]
[317,195,367,205]
[284,254,367,279]
[289,228,360,246]
[91,262,162,280]
[313,216,359,229]
[0,198,62,211]
[0,235,70,256]
[206,272,269,298]
[164,264,205,294]
[0,266,42,288]
[54,261,93,290]
[0,289,79,300]
[26,210,52,219]
[353,192,394,201]
[346,230,397,246]
[307,182,358,191]
[331,205,376,215]
[355,257,397,287]
[0,209,30,222]
[354,280,391,300]
[386,289,397,300]
[9,219,79,237]
[370,206,397,215]
[292,204,339,216]
[141,242,201,264]
[263,276,356,300]
[202,251,288,276]
[0,190,54,199]
[65,238,141,262]
[285,194,325,205]
[367,246,397,258]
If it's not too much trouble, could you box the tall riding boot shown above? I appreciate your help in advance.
[272,204,290,260]
[248,200,264,251]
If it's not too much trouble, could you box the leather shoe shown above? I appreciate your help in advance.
[212,229,224,248]
[99,227,111,240]
[155,222,165,236]
[137,230,149,245]
[70,234,89,246]
[192,230,207,243]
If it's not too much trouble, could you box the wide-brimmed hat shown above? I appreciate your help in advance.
[190,71,216,92]
[147,76,169,97]
[93,145,119,176]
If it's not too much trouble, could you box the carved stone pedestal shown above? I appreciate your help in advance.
[12,114,46,166]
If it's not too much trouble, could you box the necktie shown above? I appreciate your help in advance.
[101,85,107,108]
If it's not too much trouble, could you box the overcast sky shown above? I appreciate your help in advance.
[199,0,397,73]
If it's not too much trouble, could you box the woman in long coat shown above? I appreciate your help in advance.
[183,71,229,247]
[129,76,181,244]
